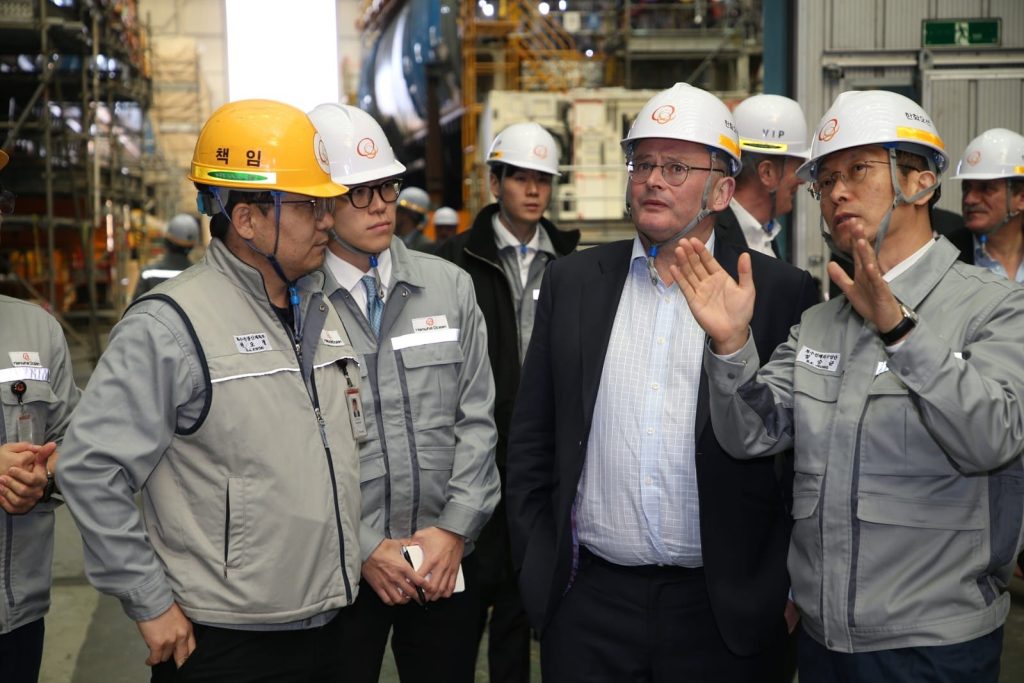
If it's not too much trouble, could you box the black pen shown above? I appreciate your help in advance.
[401,546,429,607]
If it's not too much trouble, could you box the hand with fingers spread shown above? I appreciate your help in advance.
[136,602,195,668]
[670,237,756,355]
[362,538,429,606]
[0,441,55,514]
[410,527,464,601]
[826,225,905,337]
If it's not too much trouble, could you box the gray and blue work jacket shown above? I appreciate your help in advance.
[706,237,1024,653]
[1,295,80,634]
[323,239,500,561]
[59,240,363,627]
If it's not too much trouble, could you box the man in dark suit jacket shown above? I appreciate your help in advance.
[506,83,820,682]
[717,94,811,261]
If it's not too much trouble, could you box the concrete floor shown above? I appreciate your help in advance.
[40,503,544,682]
[36,500,1024,681]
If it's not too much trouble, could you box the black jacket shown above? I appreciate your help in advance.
[434,203,580,474]
[506,232,820,654]
[716,204,782,257]
[435,204,579,580]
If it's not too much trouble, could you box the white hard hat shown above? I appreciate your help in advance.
[621,82,742,176]
[733,94,810,159]
[487,122,561,176]
[797,90,949,182]
[308,103,406,186]
[398,186,431,216]
[166,213,199,247]
[951,128,1024,181]
[433,206,459,226]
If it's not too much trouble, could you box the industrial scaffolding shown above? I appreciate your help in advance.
[0,0,174,357]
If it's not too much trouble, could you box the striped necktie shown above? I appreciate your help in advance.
[361,275,383,337]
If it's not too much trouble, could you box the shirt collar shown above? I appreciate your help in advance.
[492,213,552,255]
[630,231,717,261]
[883,238,934,283]
[729,198,780,241]
[324,246,393,296]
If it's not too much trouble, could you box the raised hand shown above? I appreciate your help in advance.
[827,226,904,336]
[670,237,755,355]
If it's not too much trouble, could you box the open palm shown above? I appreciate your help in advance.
[670,237,755,354]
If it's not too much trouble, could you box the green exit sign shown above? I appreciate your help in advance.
[923,19,1001,47]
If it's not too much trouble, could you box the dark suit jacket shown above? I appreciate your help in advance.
[506,231,819,657]
[716,205,781,258]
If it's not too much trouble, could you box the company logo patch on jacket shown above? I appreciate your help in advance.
[9,351,42,368]
[234,333,271,354]
[320,330,346,347]
[796,346,841,372]
[412,315,449,332]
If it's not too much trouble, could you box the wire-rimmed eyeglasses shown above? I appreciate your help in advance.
[808,160,920,201]
[344,179,403,209]
[253,197,336,222]
[627,161,724,186]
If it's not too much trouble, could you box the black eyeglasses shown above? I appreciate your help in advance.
[345,179,403,209]
[0,189,15,216]
[627,161,723,186]
[252,197,336,221]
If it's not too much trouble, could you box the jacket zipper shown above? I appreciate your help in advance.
[278,297,353,603]
[223,485,230,578]
[3,515,14,609]
[845,401,869,632]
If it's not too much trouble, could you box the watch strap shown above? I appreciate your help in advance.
[879,307,917,345]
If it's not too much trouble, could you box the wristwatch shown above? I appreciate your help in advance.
[41,470,57,503]
[878,302,918,345]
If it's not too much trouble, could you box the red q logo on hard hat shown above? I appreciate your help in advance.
[22,352,30,361]
[357,137,379,159]
[532,145,548,159]
[651,105,676,125]
[966,150,982,166]
[819,118,839,142]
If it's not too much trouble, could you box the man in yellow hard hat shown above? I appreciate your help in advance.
[58,100,364,680]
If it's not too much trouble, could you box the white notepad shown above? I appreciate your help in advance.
[401,544,465,593]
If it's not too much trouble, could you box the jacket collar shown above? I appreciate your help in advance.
[319,237,426,298]
[887,236,961,310]
[466,203,580,262]
[206,238,325,302]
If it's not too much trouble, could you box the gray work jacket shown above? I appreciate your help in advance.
[323,239,499,560]
[59,240,362,625]
[0,296,80,634]
[706,237,1024,653]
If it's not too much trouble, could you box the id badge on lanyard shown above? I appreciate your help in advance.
[11,380,37,444]
[341,362,367,441]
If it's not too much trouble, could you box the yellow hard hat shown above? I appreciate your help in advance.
[188,99,347,197]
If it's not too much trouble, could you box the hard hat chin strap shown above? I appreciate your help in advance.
[819,213,853,265]
[978,179,1022,242]
[641,150,719,285]
[765,157,788,223]
[873,147,941,257]
[240,190,304,343]
[328,229,385,299]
